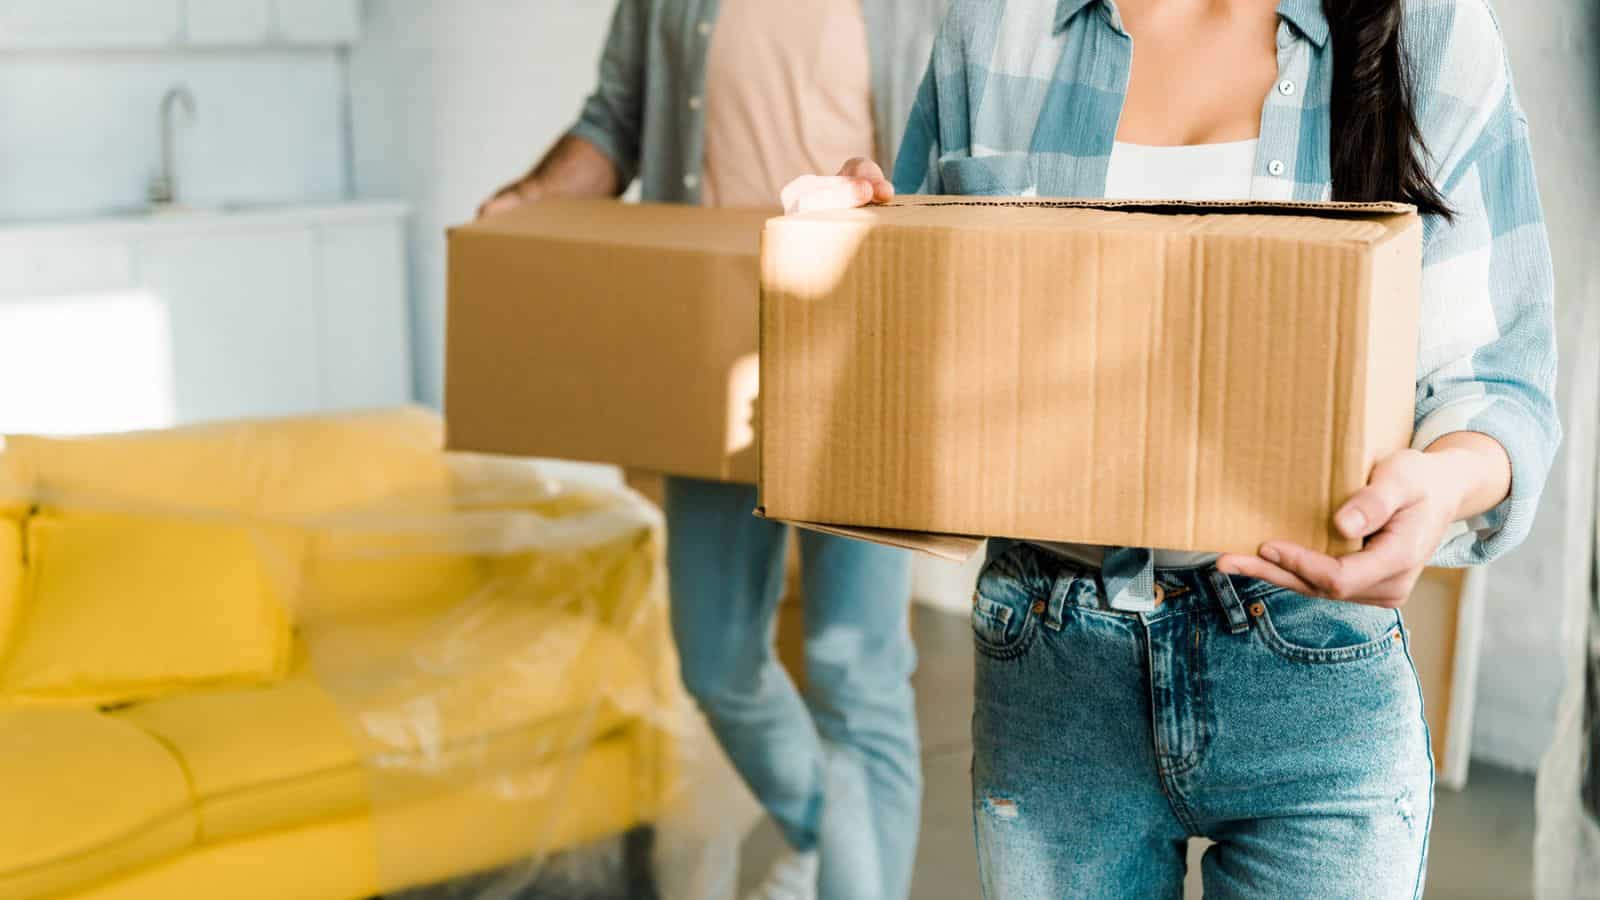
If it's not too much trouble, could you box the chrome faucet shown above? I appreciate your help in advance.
[148,85,196,207]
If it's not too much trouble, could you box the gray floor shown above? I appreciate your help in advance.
[743,608,1538,899]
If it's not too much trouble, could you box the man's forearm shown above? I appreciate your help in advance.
[517,134,624,199]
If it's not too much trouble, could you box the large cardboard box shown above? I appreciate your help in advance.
[446,199,773,483]
[758,197,1422,558]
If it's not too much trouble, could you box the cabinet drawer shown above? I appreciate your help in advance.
[0,239,137,300]
[185,0,271,45]
[272,0,359,44]
[0,0,181,48]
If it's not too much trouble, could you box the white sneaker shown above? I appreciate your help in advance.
[744,847,819,900]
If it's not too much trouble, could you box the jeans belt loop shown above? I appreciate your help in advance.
[1043,572,1073,632]
[1210,569,1252,635]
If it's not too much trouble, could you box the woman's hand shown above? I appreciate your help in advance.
[1217,433,1512,608]
[780,158,895,215]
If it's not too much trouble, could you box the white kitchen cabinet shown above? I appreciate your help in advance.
[0,237,136,301]
[0,0,182,48]
[140,228,323,424]
[272,0,360,45]
[0,204,412,436]
[317,221,413,411]
[184,0,272,45]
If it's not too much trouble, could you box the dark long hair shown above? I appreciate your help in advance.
[1325,0,1453,218]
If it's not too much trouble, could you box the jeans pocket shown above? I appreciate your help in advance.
[970,553,1042,660]
[1249,587,1405,665]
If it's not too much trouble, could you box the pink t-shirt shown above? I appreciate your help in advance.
[700,0,877,209]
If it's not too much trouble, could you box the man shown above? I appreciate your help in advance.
[479,3,947,899]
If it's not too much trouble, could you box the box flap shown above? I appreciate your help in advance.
[754,509,984,562]
[768,196,1419,246]
[886,195,1415,216]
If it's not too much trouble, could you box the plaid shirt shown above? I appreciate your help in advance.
[893,0,1560,566]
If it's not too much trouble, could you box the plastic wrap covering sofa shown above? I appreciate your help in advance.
[0,408,681,900]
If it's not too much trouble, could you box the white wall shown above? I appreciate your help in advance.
[348,1,615,406]
[0,50,346,221]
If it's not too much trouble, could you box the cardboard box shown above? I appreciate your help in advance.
[758,197,1421,559]
[446,199,773,483]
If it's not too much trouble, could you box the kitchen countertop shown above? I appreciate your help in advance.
[0,200,410,239]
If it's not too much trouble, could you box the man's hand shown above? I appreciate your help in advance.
[780,158,895,215]
[475,136,623,220]
[1217,433,1511,608]
[477,177,543,219]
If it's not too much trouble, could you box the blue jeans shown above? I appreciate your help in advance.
[972,542,1433,899]
[664,477,921,900]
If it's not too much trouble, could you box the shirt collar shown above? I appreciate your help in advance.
[1275,0,1330,48]
[1053,0,1102,34]
[1053,0,1330,48]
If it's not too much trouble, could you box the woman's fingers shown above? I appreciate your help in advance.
[781,159,893,215]
[1255,507,1430,606]
[781,175,877,214]
[839,157,895,202]
[1218,543,1419,609]
[1257,541,1391,604]
[838,157,885,179]
[1215,553,1319,597]
[1335,450,1428,539]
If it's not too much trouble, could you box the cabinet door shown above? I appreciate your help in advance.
[0,235,175,435]
[140,229,322,424]
[185,0,271,45]
[0,0,181,48]
[316,220,413,410]
[272,0,359,45]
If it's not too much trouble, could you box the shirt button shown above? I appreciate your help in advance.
[1268,159,1287,177]
[688,95,703,111]
[1278,79,1296,96]
[697,21,712,37]
[683,173,700,189]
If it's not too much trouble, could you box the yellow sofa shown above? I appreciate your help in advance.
[0,410,680,900]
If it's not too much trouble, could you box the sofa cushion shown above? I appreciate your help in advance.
[114,670,366,844]
[0,708,197,900]
[114,610,651,847]
[0,518,22,662]
[2,407,449,523]
[0,512,295,705]
[297,522,490,624]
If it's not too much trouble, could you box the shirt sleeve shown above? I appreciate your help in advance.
[1412,0,1561,566]
[891,58,943,195]
[568,0,649,188]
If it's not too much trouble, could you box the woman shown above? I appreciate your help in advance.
[782,0,1559,896]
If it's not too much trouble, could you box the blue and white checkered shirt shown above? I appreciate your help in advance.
[893,0,1560,577]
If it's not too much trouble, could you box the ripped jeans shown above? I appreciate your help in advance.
[971,542,1433,900]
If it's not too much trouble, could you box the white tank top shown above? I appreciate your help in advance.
[1038,138,1259,569]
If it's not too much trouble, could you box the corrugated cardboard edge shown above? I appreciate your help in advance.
[753,508,985,562]
[884,196,1415,216]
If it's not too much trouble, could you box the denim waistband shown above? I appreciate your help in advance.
[987,540,1280,630]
